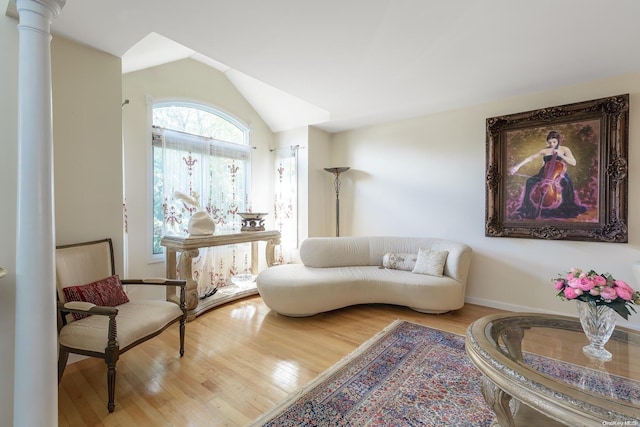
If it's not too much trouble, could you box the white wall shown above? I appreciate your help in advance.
[332,73,640,329]
[122,59,275,288]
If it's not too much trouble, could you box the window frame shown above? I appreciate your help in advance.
[147,99,251,261]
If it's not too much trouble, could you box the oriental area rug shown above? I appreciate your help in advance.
[250,320,495,427]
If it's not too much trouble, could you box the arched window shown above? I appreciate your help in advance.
[152,102,251,256]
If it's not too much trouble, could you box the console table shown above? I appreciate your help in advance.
[466,313,639,426]
[161,230,280,320]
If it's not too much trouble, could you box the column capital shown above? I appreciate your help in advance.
[13,0,66,18]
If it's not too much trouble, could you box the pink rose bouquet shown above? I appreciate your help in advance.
[553,268,640,320]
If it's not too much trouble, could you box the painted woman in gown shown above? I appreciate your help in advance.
[509,131,587,220]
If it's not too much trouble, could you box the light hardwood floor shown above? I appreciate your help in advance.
[58,296,506,426]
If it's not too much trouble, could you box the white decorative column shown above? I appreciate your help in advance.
[13,0,65,426]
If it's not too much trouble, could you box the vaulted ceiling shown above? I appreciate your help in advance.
[29,1,640,132]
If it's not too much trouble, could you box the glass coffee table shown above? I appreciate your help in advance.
[466,313,640,426]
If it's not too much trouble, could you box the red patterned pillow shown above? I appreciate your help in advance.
[62,274,129,320]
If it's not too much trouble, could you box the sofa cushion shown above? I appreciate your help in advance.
[62,274,129,320]
[58,300,183,353]
[412,248,448,277]
[382,252,418,271]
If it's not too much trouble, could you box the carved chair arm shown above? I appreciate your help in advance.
[121,278,186,288]
[57,301,119,317]
[57,301,119,336]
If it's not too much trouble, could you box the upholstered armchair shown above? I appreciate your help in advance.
[56,238,186,413]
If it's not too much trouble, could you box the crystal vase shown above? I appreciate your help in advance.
[576,300,617,361]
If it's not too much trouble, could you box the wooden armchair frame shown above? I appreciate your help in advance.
[56,238,186,413]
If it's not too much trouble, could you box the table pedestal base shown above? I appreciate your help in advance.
[162,230,281,321]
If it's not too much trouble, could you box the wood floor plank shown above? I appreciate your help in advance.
[58,296,505,426]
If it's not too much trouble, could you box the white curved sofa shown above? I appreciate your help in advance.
[256,236,472,317]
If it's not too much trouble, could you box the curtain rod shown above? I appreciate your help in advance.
[269,145,305,152]
[152,126,256,149]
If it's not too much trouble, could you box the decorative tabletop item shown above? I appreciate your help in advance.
[238,212,268,232]
[174,191,215,236]
[553,268,640,360]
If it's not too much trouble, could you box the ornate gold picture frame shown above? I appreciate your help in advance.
[485,94,629,242]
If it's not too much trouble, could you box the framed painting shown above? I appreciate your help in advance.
[485,94,629,242]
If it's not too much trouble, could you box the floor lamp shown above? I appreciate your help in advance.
[324,167,350,237]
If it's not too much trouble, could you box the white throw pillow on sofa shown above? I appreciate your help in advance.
[382,252,418,271]
[412,248,448,277]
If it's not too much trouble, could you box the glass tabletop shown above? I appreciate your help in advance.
[485,314,640,410]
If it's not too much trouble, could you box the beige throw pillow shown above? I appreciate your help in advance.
[412,248,448,277]
[382,252,418,271]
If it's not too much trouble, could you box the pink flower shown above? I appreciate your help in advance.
[589,288,601,296]
[576,277,596,292]
[600,287,617,300]
[554,280,565,290]
[593,275,607,287]
[614,282,634,300]
[616,287,633,300]
[564,287,581,299]
[614,280,634,293]
[567,277,581,288]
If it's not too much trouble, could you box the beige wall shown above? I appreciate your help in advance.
[0,18,124,425]
[122,59,275,288]
[308,126,332,238]
[51,37,124,252]
[332,73,640,330]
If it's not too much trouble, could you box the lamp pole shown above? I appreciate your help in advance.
[324,167,350,237]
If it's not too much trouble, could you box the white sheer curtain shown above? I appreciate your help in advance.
[273,146,299,264]
[154,128,252,296]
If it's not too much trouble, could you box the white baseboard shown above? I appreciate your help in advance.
[464,296,558,315]
[464,296,640,331]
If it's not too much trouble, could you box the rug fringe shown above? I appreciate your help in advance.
[248,319,409,426]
